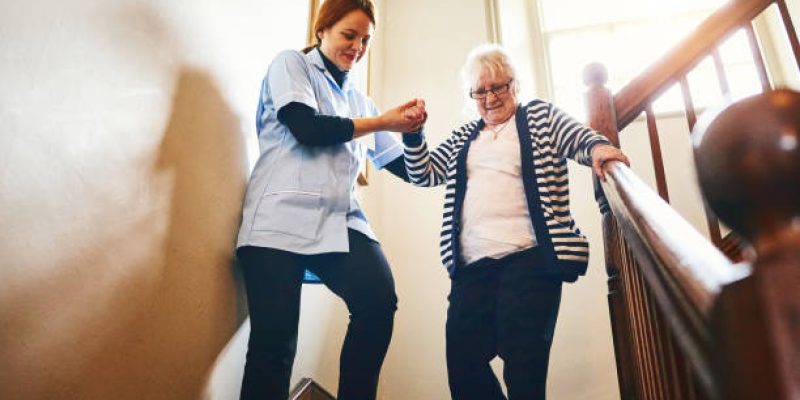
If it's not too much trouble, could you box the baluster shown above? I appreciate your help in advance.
[644,286,669,399]
[617,230,642,399]
[607,215,639,400]
[642,265,670,399]
[744,23,771,92]
[710,49,731,101]
[631,262,657,399]
[670,340,698,400]
[655,309,682,399]
[680,76,722,246]
[679,77,698,131]
[686,370,701,400]
[645,104,669,202]
[634,246,654,399]
[626,248,651,398]
[621,235,647,399]
[775,0,800,72]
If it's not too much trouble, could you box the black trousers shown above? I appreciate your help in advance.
[446,248,563,400]
[237,229,397,400]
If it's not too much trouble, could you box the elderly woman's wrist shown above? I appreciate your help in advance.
[402,130,424,146]
[588,140,611,155]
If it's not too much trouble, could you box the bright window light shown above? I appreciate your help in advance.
[500,0,763,120]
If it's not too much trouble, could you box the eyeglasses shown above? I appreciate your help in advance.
[469,79,514,100]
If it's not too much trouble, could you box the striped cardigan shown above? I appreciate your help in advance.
[402,100,611,280]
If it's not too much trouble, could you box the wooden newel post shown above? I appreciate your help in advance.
[583,62,637,399]
[694,89,800,399]
[584,62,620,147]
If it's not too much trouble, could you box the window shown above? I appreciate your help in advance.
[499,0,765,120]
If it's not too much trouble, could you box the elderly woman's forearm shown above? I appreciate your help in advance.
[382,156,411,182]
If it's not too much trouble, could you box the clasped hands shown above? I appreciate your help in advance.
[381,98,427,133]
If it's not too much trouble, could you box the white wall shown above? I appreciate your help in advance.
[619,114,712,236]
[363,0,488,397]
[0,1,313,398]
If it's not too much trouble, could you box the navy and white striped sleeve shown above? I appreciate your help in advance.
[401,131,456,187]
[549,105,611,166]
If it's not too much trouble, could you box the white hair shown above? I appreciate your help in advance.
[461,44,518,94]
[459,43,520,115]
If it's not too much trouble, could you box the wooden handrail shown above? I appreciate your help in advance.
[601,162,747,308]
[613,0,774,129]
[599,160,749,397]
[591,87,800,398]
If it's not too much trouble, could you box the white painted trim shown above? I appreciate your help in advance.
[524,0,554,100]
[485,0,502,43]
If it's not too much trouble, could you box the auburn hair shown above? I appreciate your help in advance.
[302,0,376,53]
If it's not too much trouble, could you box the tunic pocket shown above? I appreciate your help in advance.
[252,189,324,240]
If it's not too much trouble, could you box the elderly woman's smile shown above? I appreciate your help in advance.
[472,71,518,126]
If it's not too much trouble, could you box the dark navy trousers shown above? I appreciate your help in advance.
[446,248,563,400]
[238,229,397,400]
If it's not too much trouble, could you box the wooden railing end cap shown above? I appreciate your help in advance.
[583,62,608,87]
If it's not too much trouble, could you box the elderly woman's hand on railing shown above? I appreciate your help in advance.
[592,144,629,181]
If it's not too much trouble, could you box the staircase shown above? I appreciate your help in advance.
[289,378,336,400]
[289,377,336,400]
[582,0,800,398]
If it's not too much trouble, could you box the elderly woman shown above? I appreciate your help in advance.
[402,44,628,399]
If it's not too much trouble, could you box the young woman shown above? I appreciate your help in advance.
[235,1,424,399]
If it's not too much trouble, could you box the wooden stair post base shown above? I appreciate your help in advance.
[289,377,337,400]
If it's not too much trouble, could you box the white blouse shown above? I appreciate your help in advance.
[460,120,537,265]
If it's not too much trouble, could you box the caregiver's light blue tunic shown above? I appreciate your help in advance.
[237,48,402,258]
